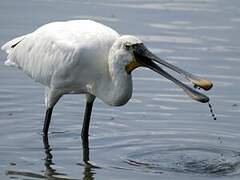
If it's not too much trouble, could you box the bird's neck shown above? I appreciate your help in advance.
[92,50,133,106]
[108,68,133,106]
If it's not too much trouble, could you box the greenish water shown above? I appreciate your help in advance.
[0,0,240,179]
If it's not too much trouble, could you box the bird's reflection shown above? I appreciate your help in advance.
[82,164,95,180]
[43,135,96,180]
[42,135,66,178]
[6,135,96,180]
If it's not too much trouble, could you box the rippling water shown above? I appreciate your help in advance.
[0,0,240,179]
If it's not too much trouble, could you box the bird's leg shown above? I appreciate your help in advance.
[81,101,94,143]
[81,95,95,163]
[43,107,53,135]
[43,88,62,135]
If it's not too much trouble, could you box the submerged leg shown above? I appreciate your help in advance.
[43,107,53,135]
[81,95,95,163]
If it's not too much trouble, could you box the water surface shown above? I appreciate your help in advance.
[0,0,240,179]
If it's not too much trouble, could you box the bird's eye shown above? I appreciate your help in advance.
[124,44,131,50]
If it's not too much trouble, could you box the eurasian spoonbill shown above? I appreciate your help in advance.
[1,20,212,154]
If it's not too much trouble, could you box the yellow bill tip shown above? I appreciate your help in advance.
[192,79,213,91]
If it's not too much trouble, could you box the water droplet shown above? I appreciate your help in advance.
[218,137,223,144]
[9,162,16,166]
[208,102,217,121]
[176,162,181,166]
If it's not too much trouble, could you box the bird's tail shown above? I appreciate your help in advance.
[1,35,25,67]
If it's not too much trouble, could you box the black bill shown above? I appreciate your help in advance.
[133,43,213,103]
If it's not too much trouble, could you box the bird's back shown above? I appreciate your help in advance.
[1,20,120,87]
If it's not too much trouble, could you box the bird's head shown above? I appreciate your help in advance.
[114,35,213,103]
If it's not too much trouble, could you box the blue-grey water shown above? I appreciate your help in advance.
[0,0,240,179]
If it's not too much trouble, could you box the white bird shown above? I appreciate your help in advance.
[1,20,212,159]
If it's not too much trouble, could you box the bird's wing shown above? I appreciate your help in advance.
[1,20,119,87]
[1,35,26,53]
[1,35,26,66]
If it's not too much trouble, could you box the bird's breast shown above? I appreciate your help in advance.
[94,75,133,107]
[109,90,132,106]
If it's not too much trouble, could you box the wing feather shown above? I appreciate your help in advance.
[1,20,119,87]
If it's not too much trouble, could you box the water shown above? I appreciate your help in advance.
[0,0,240,179]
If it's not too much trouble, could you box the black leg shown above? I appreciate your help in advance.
[81,101,94,143]
[43,107,53,135]
[81,101,94,163]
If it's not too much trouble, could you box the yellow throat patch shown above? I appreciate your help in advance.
[126,58,141,74]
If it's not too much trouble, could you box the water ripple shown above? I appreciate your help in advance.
[123,146,240,176]
[138,35,202,44]
[99,2,220,13]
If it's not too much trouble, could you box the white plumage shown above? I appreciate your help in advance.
[2,20,142,108]
[1,20,212,158]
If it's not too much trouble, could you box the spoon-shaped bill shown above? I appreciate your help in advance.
[133,44,213,91]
